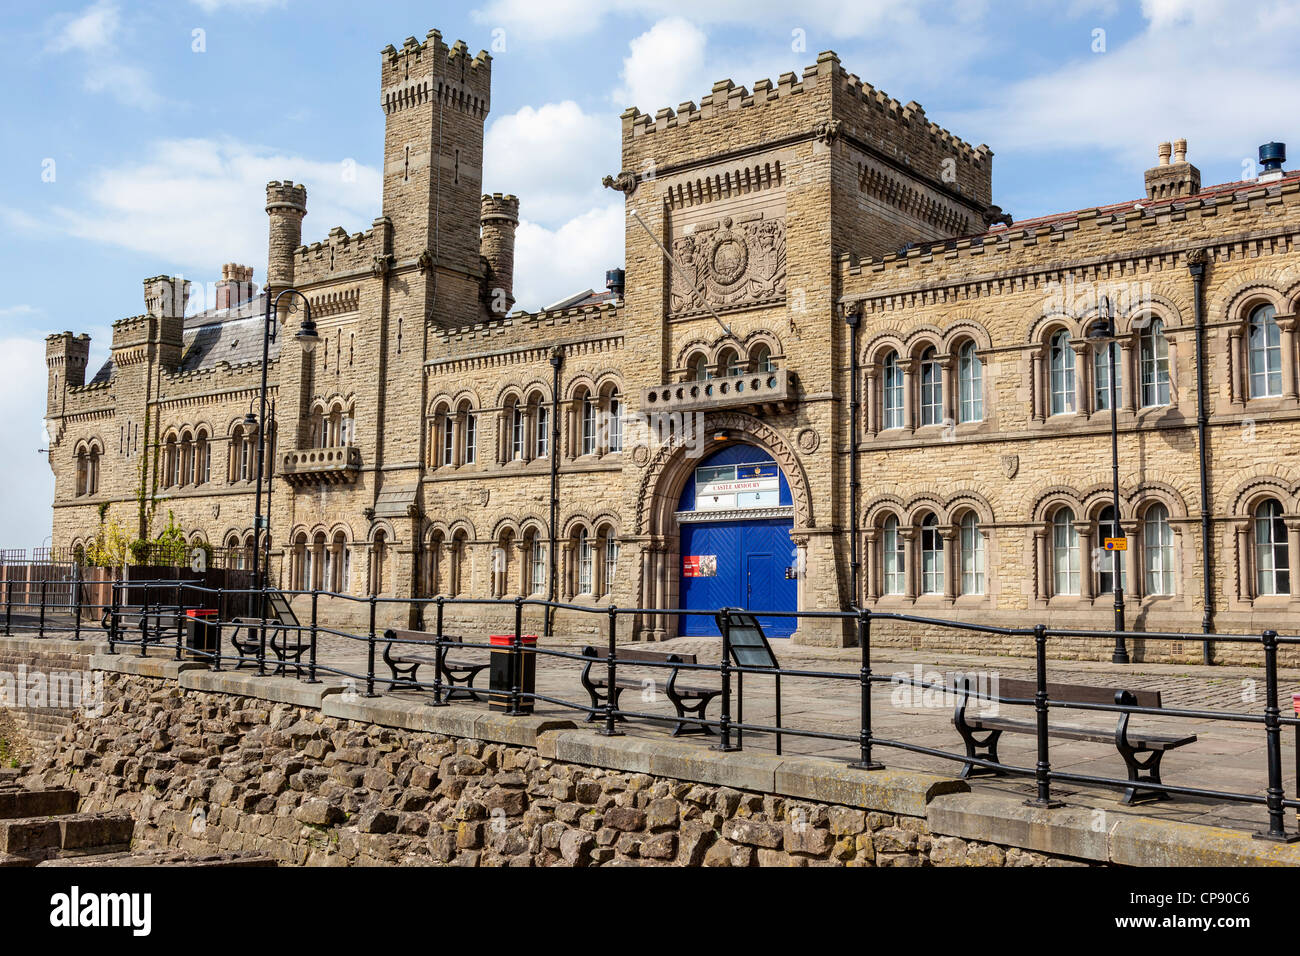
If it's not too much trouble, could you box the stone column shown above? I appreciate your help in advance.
[1034,527,1049,600]
[1228,329,1245,405]
[1029,347,1045,421]
[864,529,879,602]
[902,528,917,600]
[864,368,878,437]
[1078,523,1095,601]
[516,542,531,597]
[900,359,916,434]
[1120,338,1138,413]
[941,528,958,601]
[940,356,956,427]
[1277,314,1298,401]
[1070,342,1090,414]
[1235,524,1252,601]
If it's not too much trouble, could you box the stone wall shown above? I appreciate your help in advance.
[0,637,98,747]
[23,670,1068,867]
[17,648,1300,867]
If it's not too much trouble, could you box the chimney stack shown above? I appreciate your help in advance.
[215,263,258,311]
[480,193,519,315]
[1144,138,1201,200]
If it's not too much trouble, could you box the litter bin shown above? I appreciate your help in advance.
[489,634,537,713]
[185,608,220,660]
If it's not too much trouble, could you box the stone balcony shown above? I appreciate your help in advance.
[280,445,362,486]
[640,369,795,417]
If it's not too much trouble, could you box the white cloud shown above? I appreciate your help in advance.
[0,305,41,319]
[47,1,119,53]
[0,338,56,550]
[512,205,624,311]
[46,2,162,109]
[483,101,617,226]
[50,138,381,289]
[190,0,286,11]
[613,17,709,115]
[950,1,1300,171]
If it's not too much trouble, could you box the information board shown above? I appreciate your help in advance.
[718,611,780,670]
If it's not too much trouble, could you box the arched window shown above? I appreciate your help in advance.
[919,513,944,594]
[1248,304,1282,398]
[534,399,550,459]
[718,348,742,377]
[1096,505,1126,594]
[509,398,525,460]
[293,533,310,591]
[1139,319,1171,407]
[576,528,593,594]
[606,389,623,453]
[75,448,88,496]
[441,411,454,466]
[458,400,477,465]
[957,342,982,424]
[752,345,775,373]
[1143,504,1174,596]
[530,534,546,594]
[959,512,984,595]
[603,527,619,595]
[1052,508,1080,595]
[881,351,904,430]
[181,430,195,485]
[164,435,179,487]
[919,347,943,426]
[1255,499,1289,596]
[330,532,349,592]
[195,430,210,485]
[1049,331,1076,416]
[882,516,905,595]
[580,393,596,456]
[689,354,710,381]
[371,531,388,596]
[88,446,99,495]
[1093,339,1121,410]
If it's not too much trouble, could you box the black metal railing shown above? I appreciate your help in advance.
[9,576,1300,842]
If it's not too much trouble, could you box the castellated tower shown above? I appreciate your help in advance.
[379,31,491,274]
[479,192,518,314]
[265,180,307,309]
[45,332,90,416]
[142,275,191,370]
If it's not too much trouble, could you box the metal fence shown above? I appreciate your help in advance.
[9,576,1300,843]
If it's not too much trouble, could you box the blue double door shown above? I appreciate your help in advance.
[679,517,797,638]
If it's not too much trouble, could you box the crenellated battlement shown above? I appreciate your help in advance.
[380,30,491,118]
[481,193,519,223]
[836,71,990,169]
[294,224,383,286]
[837,174,1300,283]
[265,180,307,215]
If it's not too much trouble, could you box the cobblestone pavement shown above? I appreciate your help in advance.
[21,616,1300,838]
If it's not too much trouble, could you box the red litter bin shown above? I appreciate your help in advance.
[184,608,220,660]
[489,634,537,713]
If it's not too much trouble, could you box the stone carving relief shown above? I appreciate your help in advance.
[669,214,787,317]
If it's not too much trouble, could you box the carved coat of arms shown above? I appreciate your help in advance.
[669,214,787,316]
[1000,455,1019,480]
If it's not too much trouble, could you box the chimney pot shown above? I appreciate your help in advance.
[1158,141,1172,165]
[1173,138,1188,164]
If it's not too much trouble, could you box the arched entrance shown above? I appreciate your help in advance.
[635,413,815,641]
[677,444,797,637]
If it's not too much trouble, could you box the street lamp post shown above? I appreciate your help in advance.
[1089,301,1128,664]
[248,288,319,592]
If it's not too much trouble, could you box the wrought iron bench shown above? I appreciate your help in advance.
[952,676,1197,805]
[580,646,721,737]
[382,628,487,700]
[228,616,309,674]
[100,605,178,649]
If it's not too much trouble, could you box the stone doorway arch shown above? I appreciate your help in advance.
[633,412,815,640]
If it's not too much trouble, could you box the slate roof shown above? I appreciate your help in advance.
[86,292,279,385]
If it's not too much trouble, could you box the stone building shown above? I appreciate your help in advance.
[43,28,1300,651]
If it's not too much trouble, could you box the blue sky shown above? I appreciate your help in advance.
[2,0,1298,548]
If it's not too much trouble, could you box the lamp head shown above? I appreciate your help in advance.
[295,317,320,354]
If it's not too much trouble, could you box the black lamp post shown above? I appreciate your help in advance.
[249,288,319,591]
[1088,299,1128,664]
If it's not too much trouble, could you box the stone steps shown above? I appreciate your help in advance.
[39,848,278,867]
[0,787,79,819]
